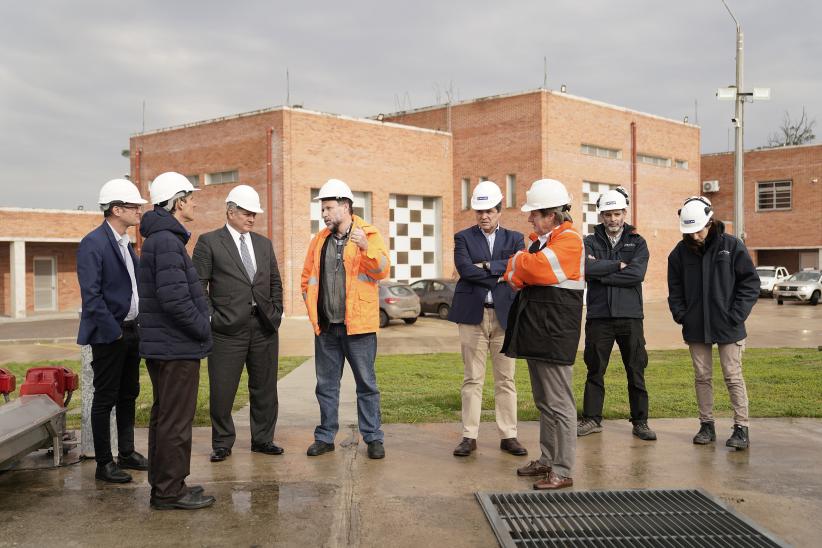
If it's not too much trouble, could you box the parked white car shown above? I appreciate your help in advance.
[756,265,790,297]
[773,269,822,306]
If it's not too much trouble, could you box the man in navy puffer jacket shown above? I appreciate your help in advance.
[138,172,214,510]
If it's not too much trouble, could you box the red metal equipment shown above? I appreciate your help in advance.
[18,367,78,407]
[0,368,16,403]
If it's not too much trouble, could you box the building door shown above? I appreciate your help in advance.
[799,250,819,270]
[33,257,57,311]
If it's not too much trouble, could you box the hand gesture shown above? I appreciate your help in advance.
[351,228,368,251]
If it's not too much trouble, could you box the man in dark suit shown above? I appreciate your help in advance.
[193,184,284,462]
[77,178,149,483]
[448,181,527,457]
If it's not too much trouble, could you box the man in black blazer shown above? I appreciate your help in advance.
[77,178,149,483]
[447,181,527,458]
[193,185,284,462]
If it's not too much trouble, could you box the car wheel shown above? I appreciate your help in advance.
[403,317,417,325]
[811,291,820,306]
[379,309,389,328]
[438,303,450,320]
[777,299,784,305]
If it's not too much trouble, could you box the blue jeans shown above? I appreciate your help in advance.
[314,324,383,444]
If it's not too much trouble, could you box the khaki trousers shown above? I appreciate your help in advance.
[688,341,750,427]
[458,308,518,439]
[527,359,576,478]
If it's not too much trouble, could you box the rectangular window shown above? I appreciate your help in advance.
[637,153,671,168]
[580,143,621,160]
[505,174,516,208]
[674,159,689,170]
[461,178,470,210]
[757,180,792,211]
[205,170,239,185]
[185,174,200,187]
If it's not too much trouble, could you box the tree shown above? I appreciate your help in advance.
[767,108,816,147]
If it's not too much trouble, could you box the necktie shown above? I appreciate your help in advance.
[239,234,256,281]
[119,237,138,319]
[529,239,542,253]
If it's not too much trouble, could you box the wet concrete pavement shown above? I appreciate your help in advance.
[1,418,821,546]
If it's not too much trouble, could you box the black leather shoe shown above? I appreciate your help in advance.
[186,484,204,495]
[367,440,385,459]
[453,437,477,457]
[95,461,132,483]
[500,438,528,456]
[251,441,284,455]
[209,447,232,462]
[118,451,149,471]
[306,441,335,456]
[150,491,216,510]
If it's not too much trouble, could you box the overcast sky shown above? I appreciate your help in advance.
[1,1,820,210]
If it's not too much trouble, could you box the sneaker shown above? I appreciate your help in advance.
[725,425,749,450]
[577,417,603,437]
[632,421,657,441]
[693,422,716,445]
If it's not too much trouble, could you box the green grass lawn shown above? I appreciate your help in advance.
[2,356,308,429]
[377,348,822,424]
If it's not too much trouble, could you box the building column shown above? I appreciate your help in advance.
[10,240,26,318]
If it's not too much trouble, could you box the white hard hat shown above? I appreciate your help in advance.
[471,180,503,210]
[226,184,263,213]
[98,179,147,205]
[678,196,714,234]
[596,187,629,214]
[314,178,354,202]
[521,179,572,212]
[149,172,199,205]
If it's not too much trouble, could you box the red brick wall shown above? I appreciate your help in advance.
[0,209,102,240]
[702,145,822,252]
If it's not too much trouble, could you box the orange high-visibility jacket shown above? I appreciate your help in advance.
[504,221,585,290]
[301,215,391,335]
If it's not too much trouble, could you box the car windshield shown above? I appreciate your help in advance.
[756,268,775,277]
[388,285,414,297]
[787,272,821,283]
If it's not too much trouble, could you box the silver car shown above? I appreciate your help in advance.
[773,270,822,306]
[379,281,421,327]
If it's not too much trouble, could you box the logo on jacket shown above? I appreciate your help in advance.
[718,250,730,256]
[623,243,635,248]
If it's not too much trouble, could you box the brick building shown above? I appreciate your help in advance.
[0,208,103,318]
[701,143,822,272]
[129,108,454,315]
[385,90,700,300]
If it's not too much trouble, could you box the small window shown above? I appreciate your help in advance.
[505,174,516,208]
[461,178,470,210]
[581,144,621,160]
[674,159,688,170]
[432,281,445,291]
[186,174,200,187]
[757,180,792,211]
[206,170,239,185]
[637,154,671,168]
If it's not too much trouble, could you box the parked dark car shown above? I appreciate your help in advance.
[379,281,421,327]
[409,278,456,319]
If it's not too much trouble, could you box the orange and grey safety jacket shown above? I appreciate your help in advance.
[301,215,390,335]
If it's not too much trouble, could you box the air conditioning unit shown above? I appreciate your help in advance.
[702,180,720,193]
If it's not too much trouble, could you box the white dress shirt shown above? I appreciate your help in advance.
[481,225,499,304]
[107,222,138,321]
[225,223,257,272]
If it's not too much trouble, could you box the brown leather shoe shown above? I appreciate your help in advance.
[500,438,528,456]
[452,437,477,457]
[533,471,573,490]
[516,460,551,477]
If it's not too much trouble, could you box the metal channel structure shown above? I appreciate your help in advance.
[0,395,66,470]
[476,489,788,547]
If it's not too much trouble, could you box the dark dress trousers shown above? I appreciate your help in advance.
[447,225,525,329]
[77,221,141,464]
[193,226,283,450]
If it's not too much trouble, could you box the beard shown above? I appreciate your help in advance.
[606,223,623,233]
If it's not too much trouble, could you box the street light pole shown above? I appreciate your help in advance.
[723,0,746,241]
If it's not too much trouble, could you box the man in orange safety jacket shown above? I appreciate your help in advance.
[300,178,390,460]
[502,178,584,491]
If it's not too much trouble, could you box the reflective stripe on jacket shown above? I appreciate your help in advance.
[504,221,585,290]
[301,215,390,335]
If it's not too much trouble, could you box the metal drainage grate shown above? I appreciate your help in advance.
[476,489,787,547]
